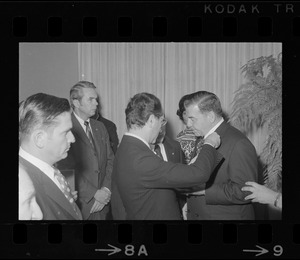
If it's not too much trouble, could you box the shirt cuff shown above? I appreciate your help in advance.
[102,187,111,194]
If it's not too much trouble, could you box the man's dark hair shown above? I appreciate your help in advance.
[176,93,192,121]
[125,92,163,129]
[184,91,223,117]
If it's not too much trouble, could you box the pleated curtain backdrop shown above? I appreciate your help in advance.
[78,42,282,156]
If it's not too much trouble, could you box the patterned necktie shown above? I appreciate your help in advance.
[154,144,163,159]
[53,167,80,216]
[84,121,96,151]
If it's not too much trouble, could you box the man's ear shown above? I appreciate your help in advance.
[207,111,216,123]
[32,129,47,149]
[73,99,80,109]
[147,114,156,129]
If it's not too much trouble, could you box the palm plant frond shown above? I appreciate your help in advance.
[229,53,282,191]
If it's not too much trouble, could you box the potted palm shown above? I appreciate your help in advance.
[229,53,282,193]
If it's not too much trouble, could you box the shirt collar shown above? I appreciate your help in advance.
[19,147,55,178]
[124,132,151,149]
[204,117,224,139]
[74,111,91,133]
[74,111,90,124]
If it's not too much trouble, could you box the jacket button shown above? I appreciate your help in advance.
[195,213,199,218]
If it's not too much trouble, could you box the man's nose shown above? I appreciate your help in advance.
[68,132,75,143]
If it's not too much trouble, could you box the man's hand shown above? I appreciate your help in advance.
[204,132,221,148]
[242,181,279,205]
[90,200,105,214]
[94,187,111,205]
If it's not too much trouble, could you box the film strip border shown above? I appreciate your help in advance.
[1,1,300,259]
[0,2,299,39]
[0,222,299,258]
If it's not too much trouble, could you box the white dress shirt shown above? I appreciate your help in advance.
[74,112,94,137]
[19,147,64,193]
[204,117,224,139]
[157,143,168,162]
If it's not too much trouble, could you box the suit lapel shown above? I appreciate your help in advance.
[90,119,102,159]
[163,140,175,162]
[71,113,94,149]
[215,121,229,138]
[19,156,81,220]
[41,172,81,220]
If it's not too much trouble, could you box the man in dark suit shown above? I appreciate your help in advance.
[151,124,186,219]
[19,93,82,220]
[111,92,223,220]
[58,81,114,220]
[184,91,258,220]
[92,104,119,154]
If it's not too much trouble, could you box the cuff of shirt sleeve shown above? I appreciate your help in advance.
[102,187,111,194]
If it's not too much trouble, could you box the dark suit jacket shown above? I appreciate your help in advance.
[19,156,82,220]
[94,113,119,154]
[163,135,184,164]
[111,136,184,220]
[111,134,223,220]
[187,121,258,220]
[163,136,186,217]
[57,113,114,220]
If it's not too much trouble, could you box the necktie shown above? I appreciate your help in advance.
[154,144,163,159]
[84,121,96,151]
[53,167,80,216]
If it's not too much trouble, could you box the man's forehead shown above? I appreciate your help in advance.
[186,103,200,114]
[53,112,72,126]
[55,111,71,120]
[82,88,97,97]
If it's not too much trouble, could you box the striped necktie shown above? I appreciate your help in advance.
[84,120,96,151]
[53,167,80,217]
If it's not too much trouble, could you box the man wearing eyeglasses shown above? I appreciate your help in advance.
[111,92,224,220]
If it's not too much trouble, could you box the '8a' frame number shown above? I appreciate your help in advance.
[124,244,148,257]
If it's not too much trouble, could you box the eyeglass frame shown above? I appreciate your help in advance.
[160,117,167,126]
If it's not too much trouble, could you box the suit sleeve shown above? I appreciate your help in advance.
[178,143,185,164]
[110,123,119,154]
[111,165,126,220]
[101,126,114,191]
[205,138,258,205]
[139,144,223,189]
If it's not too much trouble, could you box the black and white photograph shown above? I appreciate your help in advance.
[19,42,282,221]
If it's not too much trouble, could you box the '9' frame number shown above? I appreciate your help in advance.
[273,245,283,256]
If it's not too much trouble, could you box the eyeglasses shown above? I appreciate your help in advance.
[161,117,167,126]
